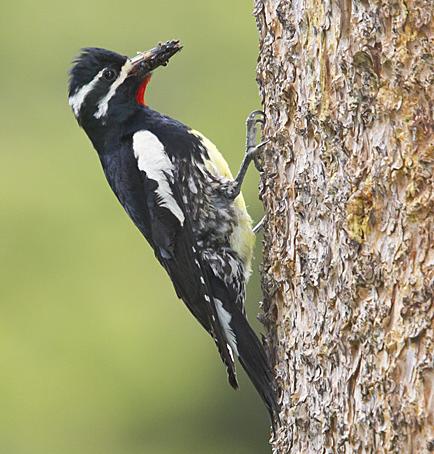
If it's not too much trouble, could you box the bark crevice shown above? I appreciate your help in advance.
[254,0,433,452]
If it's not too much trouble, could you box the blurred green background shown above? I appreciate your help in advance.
[0,1,269,453]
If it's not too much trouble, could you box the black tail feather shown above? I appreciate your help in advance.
[231,309,280,430]
[214,338,239,389]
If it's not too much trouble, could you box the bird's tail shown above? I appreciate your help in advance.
[229,308,280,430]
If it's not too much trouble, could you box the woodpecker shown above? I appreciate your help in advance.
[68,40,279,427]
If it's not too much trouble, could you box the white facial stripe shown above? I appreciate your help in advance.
[215,299,238,356]
[132,130,185,225]
[94,59,133,119]
[68,69,105,116]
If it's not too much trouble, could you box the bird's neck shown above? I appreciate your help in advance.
[82,105,159,154]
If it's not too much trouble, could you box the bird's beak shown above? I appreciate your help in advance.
[129,40,183,74]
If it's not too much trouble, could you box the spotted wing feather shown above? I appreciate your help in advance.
[129,129,238,388]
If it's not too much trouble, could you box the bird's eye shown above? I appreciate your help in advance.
[103,69,116,81]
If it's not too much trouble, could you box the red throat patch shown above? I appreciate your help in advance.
[136,75,152,106]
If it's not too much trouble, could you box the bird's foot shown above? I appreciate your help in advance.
[224,111,269,200]
[246,110,267,172]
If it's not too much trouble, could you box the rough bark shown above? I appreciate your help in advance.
[254,0,433,452]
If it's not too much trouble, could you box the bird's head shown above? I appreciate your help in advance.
[68,40,182,127]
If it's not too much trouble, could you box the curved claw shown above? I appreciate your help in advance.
[246,110,266,150]
[253,216,265,234]
[247,139,269,172]
[246,110,265,126]
[253,158,264,172]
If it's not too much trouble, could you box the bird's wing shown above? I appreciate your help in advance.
[129,129,239,388]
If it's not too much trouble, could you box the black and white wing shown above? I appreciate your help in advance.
[129,129,239,388]
[108,126,279,424]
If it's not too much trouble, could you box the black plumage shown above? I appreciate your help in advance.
[68,43,279,427]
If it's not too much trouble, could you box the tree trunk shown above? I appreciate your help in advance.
[254,0,433,452]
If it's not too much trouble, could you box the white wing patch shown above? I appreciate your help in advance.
[94,59,134,119]
[133,130,185,225]
[69,69,105,116]
[215,299,238,356]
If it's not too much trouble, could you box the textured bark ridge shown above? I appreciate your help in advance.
[254,0,433,452]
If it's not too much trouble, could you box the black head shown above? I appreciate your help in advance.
[68,40,182,127]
